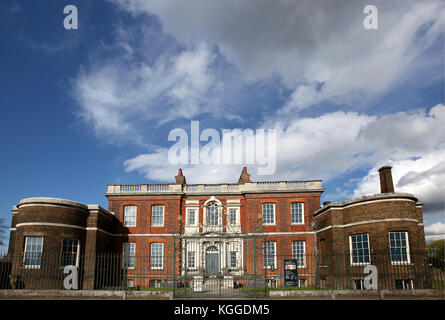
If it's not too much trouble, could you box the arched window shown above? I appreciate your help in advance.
[207,202,219,226]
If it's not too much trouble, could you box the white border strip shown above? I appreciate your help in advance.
[315,198,417,217]
[316,218,420,233]
[15,222,86,231]
[13,222,316,237]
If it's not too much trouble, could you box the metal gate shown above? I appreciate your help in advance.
[173,234,268,298]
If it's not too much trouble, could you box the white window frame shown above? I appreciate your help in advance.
[263,241,277,269]
[124,205,137,227]
[126,279,135,288]
[349,234,371,265]
[291,202,304,225]
[150,243,164,270]
[60,238,80,267]
[151,205,164,227]
[187,208,197,226]
[122,242,135,269]
[228,209,237,226]
[230,251,238,268]
[187,251,196,269]
[395,279,413,290]
[206,202,220,227]
[23,236,43,269]
[389,231,411,265]
[292,241,306,268]
[262,203,276,225]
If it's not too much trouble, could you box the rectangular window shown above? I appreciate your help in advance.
[124,206,137,227]
[291,202,304,224]
[24,237,43,268]
[389,232,410,264]
[263,241,276,269]
[188,209,196,226]
[123,243,135,269]
[292,241,306,267]
[353,279,364,290]
[151,205,164,227]
[126,279,134,288]
[229,209,237,225]
[60,239,79,267]
[262,203,275,225]
[230,251,237,268]
[150,243,164,269]
[395,279,413,290]
[187,251,196,269]
[350,234,370,265]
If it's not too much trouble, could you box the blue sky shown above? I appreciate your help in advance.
[0,0,444,251]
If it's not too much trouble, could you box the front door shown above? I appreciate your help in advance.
[206,246,220,274]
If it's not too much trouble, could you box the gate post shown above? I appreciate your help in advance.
[173,237,176,298]
[184,239,187,297]
[253,236,257,297]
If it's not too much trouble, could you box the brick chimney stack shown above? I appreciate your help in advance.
[378,166,394,193]
[175,168,186,184]
[238,167,251,184]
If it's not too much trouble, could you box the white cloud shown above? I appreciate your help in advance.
[73,42,222,143]
[111,0,444,110]
[425,222,445,243]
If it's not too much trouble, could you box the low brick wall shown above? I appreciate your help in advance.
[0,289,443,300]
[269,289,445,299]
[0,289,173,299]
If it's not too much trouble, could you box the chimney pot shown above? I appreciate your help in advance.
[175,168,186,184]
[378,166,394,193]
[238,167,251,184]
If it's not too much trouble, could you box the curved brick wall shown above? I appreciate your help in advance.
[12,197,89,255]
[9,198,90,289]
[314,193,425,254]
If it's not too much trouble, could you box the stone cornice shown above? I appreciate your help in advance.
[313,192,419,217]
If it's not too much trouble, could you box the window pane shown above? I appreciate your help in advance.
[188,251,195,269]
[230,251,237,268]
[292,241,305,267]
[152,205,164,226]
[188,210,195,225]
[350,234,370,264]
[24,237,43,267]
[124,206,137,227]
[264,242,276,268]
[229,209,237,225]
[262,204,275,224]
[389,232,409,263]
[207,202,219,226]
[61,239,79,266]
[151,243,164,269]
[291,203,303,224]
[123,243,135,269]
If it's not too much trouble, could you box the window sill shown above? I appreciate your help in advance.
[350,262,371,266]
[23,266,41,270]
[263,266,277,270]
[390,262,413,266]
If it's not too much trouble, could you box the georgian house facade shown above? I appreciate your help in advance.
[104,168,323,288]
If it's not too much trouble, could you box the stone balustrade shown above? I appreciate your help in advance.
[106,180,323,195]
